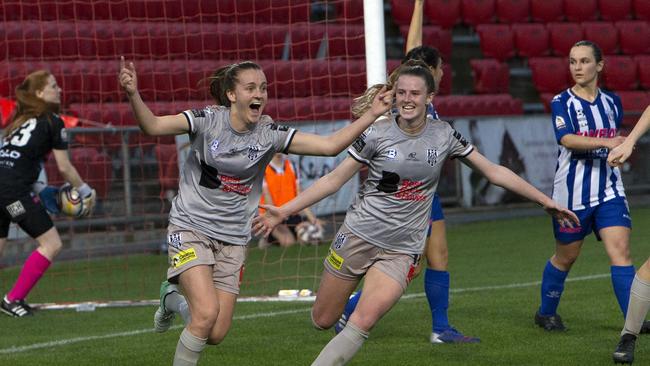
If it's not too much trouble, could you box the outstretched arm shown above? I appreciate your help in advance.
[609,106,650,167]
[119,56,189,136]
[405,0,425,53]
[253,157,362,237]
[286,87,393,156]
[461,150,579,227]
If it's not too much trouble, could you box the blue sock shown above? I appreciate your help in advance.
[343,291,361,319]
[611,265,635,318]
[425,269,450,333]
[539,261,569,316]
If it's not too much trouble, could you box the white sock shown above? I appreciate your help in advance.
[622,274,650,336]
[173,328,207,366]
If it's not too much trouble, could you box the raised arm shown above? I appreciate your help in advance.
[461,150,579,227]
[609,106,650,166]
[119,56,189,136]
[405,0,425,52]
[253,157,362,237]
[286,86,393,156]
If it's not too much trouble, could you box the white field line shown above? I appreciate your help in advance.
[0,273,610,355]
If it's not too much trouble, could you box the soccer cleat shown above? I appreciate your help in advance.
[639,320,650,334]
[534,311,566,331]
[430,327,481,344]
[153,281,178,333]
[613,333,636,364]
[334,313,348,334]
[0,296,34,317]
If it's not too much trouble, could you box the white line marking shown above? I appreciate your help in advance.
[0,273,610,354]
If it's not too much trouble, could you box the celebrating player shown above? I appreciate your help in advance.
[609,106,650,364]
[0,70,96,317]
[335,0,479,344]
[253,63,579,365]
[534,41,650,333]
[118,58,392,366]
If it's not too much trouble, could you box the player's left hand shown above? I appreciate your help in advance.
[607,141,634,167]
[544,203,580,229]
[370,85,394,118]
[252,204,286,238]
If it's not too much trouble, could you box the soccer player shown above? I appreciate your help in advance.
[118,58,393,366]
[335,0,479,343]
[253,63,579,365]
[258,153,322,248]
[609,106,650,364]
[534,41,650,333]
[0,70,95,317]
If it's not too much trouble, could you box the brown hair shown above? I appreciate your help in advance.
[4,70,60,137]
[205,61,263,107]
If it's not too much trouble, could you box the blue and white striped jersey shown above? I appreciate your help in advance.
[551,88,625,211]
[427,103,440,120]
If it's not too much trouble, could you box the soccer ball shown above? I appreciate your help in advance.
[297,223,324,244]
[58,184,84,217]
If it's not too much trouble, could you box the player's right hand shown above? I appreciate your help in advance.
[252,205,286,238]
[119,56,138,97]
[608,141,634,167]
[370,85,394,118]
[79,188,97,218]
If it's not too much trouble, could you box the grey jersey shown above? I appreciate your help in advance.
[344,116,473,254]
[169,106,296,245]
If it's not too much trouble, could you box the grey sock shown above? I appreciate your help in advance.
[173,328,207,366]
[179,300,191,325]
[164,291,185,313]
[622,274,650,336]
[311,321,369,366]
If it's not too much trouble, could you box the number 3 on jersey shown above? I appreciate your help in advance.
[8,119,37,147]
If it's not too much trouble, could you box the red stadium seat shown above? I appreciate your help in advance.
[528,57,570,94]
[424,0,462,28]
[438,64,453,95]
[599,0,632,21]
[327,25,365,58]
[335,0,365,23]
[616,21,650,55]
[636,55,650,89]
[634,0,650,20]
[547,22,584,56]
[564,0,598,22]
[476,24,515,61]
[462,0,496,27]
[617,91,650,113]
[496,0,530,23]
[603,56,638,91]
[155,144,180,194]
[581,22,619,55]
[470,59,510,94]
[398,26,453,59]
[513,23,549,58]
[530,0,563,22]
[539,92,556,113]
[390,0,417,26]
[290,24,326,59]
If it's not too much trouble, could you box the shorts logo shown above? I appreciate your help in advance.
[326,248,344,270]
[209,139,220,158]
[427,149,438,166]
[333,233,347,249]
[247,145,260,161]
[6,200,26,218]
[554,116,566,129]
[167,232,182,250]
[172,248,197,268]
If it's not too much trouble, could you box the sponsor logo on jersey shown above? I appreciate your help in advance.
[554,116,566,129]
[209,139,220,158]
[452,129,469,147]
[168,232,182,250]
[269,123,290,132]
[0,148,21,159]
[333,233,347,249]
[575,128,617,138]
[247,145,260,160]
[172,248,197,268]
[353,136,366,152]
[6,200,26,218]
[191,109,205,118]
[606,108,615,125]
[576,108,588,129]
[426,149,438,166]
[219,175,252,195]
[395,179,427,201]
[326,248,343,270]
[385,148,397,159]
[406,152,418,161]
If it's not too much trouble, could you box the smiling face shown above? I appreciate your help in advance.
[227,68,268,125]
[569,45,603,88]
[395,74,432,123]
[36,75,62,105]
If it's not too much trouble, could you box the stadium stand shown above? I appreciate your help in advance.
[462,0,496,27]
[424,0,462,28]
[599,0,633,21]
[476,24,515,60]
[530,0,564,23]
[512,23,549,58]
[496,0,530,23]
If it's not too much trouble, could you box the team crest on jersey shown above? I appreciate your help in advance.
[209,139,220,158]
[333,233,347,249]
[606,109,615,125]
[576,109,588,129]
[385,149,397,159]
[247,145,260,160]
[6,200,26,218]
[427,149,438,166]
[167,232,182,250]
[555,116,566,129]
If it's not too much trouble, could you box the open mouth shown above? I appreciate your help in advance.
[250,101,262,111]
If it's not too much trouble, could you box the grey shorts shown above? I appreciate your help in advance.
[166,224,246,295]
[323,224,420,291]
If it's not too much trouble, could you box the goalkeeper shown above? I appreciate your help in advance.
[0,70,95,318]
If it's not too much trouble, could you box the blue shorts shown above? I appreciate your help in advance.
[553,197,632,244]
[427,193,444,236]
